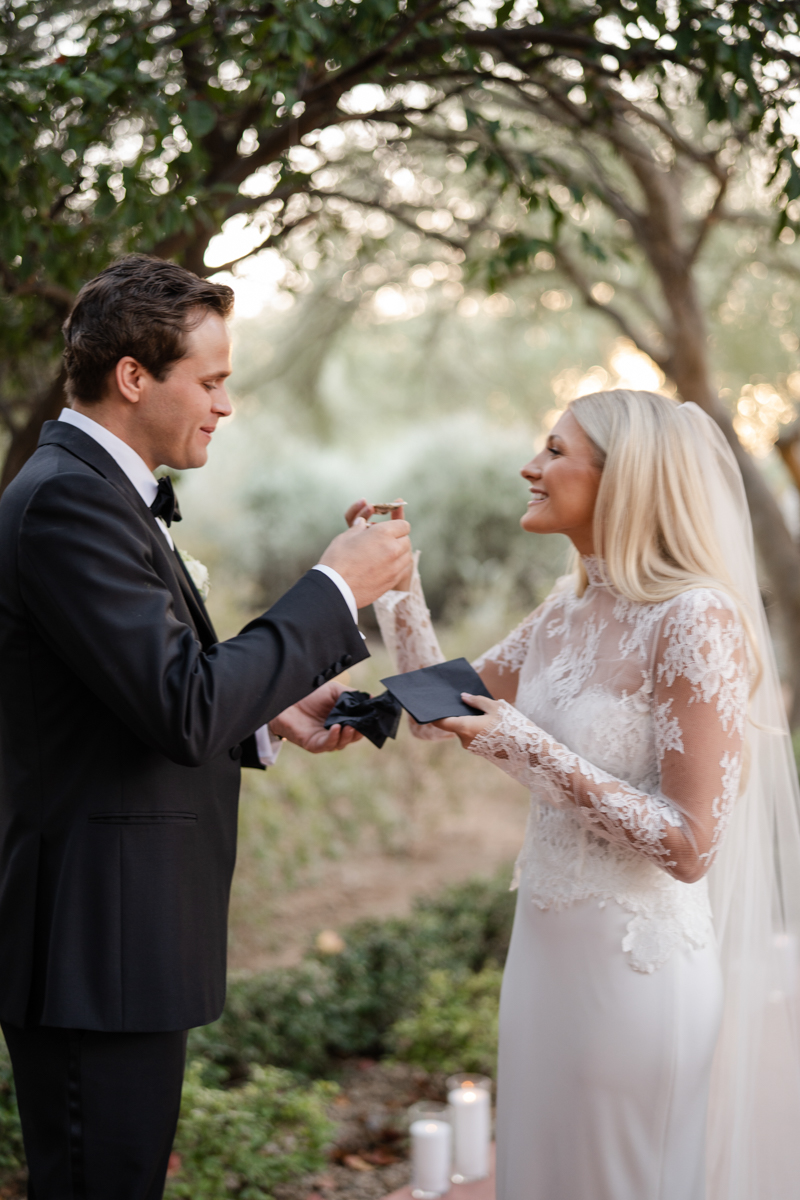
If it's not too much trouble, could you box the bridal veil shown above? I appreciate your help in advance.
[680,403,800,1198]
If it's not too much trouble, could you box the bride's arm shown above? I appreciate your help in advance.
[373,553,451,741]
[375,556,545,691]
[443,592,749,885]
[374,556,543,739]
[373,552,446,673]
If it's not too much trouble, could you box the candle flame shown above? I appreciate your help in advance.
[462,1090,477,1103]
[425,1122,439,1132]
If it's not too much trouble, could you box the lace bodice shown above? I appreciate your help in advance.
[374,557,749,972]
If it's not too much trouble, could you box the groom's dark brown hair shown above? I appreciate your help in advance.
[62,254,235,403]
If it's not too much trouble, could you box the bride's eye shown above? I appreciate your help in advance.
[547,445,562,457]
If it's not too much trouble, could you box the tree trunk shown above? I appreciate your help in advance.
[0,367,67,494]
[660,263,800,724]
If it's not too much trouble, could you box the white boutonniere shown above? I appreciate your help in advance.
[180,550,211,601]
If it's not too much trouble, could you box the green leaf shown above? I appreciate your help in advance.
[184,99,216,139]
[495,0,515,27]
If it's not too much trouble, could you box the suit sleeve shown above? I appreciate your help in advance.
[17,471,369,767]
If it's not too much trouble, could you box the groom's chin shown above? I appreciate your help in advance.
[167,445,210,471]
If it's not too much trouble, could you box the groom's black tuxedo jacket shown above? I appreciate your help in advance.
[0,421,368,1032]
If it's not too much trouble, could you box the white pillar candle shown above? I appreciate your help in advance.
[410,1118,451,1198]
[447,1081,491,1182]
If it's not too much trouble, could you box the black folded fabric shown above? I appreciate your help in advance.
[324,689,403,749]
[381,658,494,723]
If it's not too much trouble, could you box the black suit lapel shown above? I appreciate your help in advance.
[171,546,218,648]
[37,421,213,647]
[39,421,156,530]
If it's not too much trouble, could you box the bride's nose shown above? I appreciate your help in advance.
[521,459,542,481]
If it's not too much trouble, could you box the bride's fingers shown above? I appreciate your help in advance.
[460,693,496,714]
[434,715,473,733]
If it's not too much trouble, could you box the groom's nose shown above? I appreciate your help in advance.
[212,387,233,417]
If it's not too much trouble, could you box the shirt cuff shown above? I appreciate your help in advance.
[312,564,359,624]
[255,723,283,767]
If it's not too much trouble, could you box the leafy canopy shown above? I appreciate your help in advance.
[0,0,798,453]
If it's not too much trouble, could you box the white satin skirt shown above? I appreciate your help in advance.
[495,888,724,1200]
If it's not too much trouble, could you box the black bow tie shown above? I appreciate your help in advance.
[150,476,182,527]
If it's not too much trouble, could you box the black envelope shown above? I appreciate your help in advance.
[381,658,494,723]
[323,689,402,749]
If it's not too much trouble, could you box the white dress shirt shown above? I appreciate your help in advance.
[58,408,359,766]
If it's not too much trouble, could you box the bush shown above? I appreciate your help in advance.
[387,966,502,1078]
[165,1061,336,1200]
[0,872,514,1196]
[0,1033,24,1181]
[189,871,515,1080]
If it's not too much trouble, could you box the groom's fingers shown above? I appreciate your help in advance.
[319,517,413,608]
[344,499,373,527]
[314,722,362,753]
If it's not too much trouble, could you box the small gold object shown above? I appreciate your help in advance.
[315,929,346,955]
[371,498,407,514]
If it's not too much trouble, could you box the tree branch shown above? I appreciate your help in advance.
[553,245,669,367]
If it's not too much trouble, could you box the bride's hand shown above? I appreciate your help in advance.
[433,694,504,749]
[344,499,413,592]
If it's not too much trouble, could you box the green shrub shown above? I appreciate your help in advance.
[412,874,516,973]
[165,1061,336,1200]
[189,871,515,1080]
[189,960,342,1080]
[0,1033,24,1179]
[387,966,502,1078]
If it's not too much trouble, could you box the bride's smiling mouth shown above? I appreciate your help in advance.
[527,488,548,505]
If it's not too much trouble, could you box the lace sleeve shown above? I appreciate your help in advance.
[373,553,451,741]
[468,591,749,884]
[373,552,445,673]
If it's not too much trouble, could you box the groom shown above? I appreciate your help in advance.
[0,255,411,1199]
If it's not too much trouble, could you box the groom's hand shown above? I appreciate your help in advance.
[269,681,363,754]
[320,515,412,607]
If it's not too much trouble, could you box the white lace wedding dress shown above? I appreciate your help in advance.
[375,555,749,1200]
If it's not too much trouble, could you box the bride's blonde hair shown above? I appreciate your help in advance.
[569,388,761,700]
[569,388,735,601]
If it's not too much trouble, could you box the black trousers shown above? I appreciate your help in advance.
[1,1023,187,1200]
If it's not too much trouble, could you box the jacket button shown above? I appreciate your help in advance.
[313,673,325,688]
[342,654,353,667]
[229,745,242,761]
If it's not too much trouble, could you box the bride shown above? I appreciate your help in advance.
[349,389,800,1200]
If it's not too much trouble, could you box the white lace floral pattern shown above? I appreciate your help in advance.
[375,556,748,972]
[374,554,451,742]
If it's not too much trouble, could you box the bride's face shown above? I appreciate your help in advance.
[519,410,602,554]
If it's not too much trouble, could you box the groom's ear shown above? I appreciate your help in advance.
[112,356,151,406]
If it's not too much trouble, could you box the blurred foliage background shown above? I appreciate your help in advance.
[4,2,800,1193]
[169,246,800,957]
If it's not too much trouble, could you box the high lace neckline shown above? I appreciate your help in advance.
[581,555,608,589]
